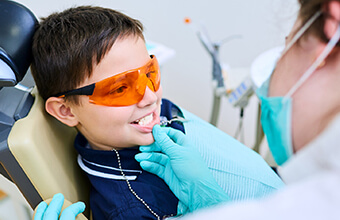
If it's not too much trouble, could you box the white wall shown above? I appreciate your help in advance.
[17,0,299,148]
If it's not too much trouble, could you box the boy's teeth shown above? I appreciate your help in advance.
[136,113,153,126]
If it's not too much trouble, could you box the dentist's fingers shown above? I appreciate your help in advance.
[139,142,160,153]
[60,202,86,220]
[34,202,48,219]
[149,125,184,155]
[140,125,187,153]
[139,161,166,179]
[157,126,187,145]
[42,193,64,219]
[135,152,169,166]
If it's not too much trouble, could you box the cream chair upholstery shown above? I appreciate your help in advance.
[7,88,90,219]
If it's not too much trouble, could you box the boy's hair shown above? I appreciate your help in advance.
[31,6,144,103]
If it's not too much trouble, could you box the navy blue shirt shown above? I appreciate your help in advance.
[75,99,184,219]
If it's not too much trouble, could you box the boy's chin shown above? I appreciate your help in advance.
[139,134,155,146]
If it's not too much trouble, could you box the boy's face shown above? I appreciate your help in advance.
[69,36,163,150]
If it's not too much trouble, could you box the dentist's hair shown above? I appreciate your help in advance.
[298,0,340,45]
[31,6,144,103]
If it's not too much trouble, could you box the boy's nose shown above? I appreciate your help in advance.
[137,83,158,108]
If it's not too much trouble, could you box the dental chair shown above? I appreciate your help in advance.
[0,1,90,218]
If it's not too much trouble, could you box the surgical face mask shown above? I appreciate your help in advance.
[256,11,340,166]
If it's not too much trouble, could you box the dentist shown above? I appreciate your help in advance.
[136,0,340,219]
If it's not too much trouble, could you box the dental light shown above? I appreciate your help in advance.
[0,0,37,87]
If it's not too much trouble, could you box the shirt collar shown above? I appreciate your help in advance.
[75,133,142,180]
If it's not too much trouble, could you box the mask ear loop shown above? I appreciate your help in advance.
[283,23,340,101]
[282,11,322,55]
[268,11,322,88]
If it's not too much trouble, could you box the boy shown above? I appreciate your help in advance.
[31,6,283,220]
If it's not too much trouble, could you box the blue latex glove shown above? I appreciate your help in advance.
[34,193,85,220]
[135,125,230,214]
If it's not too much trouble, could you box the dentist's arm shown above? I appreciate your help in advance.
[135,125,230,215]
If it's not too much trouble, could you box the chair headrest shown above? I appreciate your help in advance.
[0,1,38,86]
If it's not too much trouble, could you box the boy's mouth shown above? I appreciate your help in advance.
[130,111,160,133]
[132,113,154,126]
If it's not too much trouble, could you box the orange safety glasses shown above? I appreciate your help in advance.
[53,55,160,106]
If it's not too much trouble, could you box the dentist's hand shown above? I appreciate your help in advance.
[34,193,85,220]
[135,125,230,214]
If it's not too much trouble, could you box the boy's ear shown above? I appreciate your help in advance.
[45,97,79,127]
[323,1,340,39]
